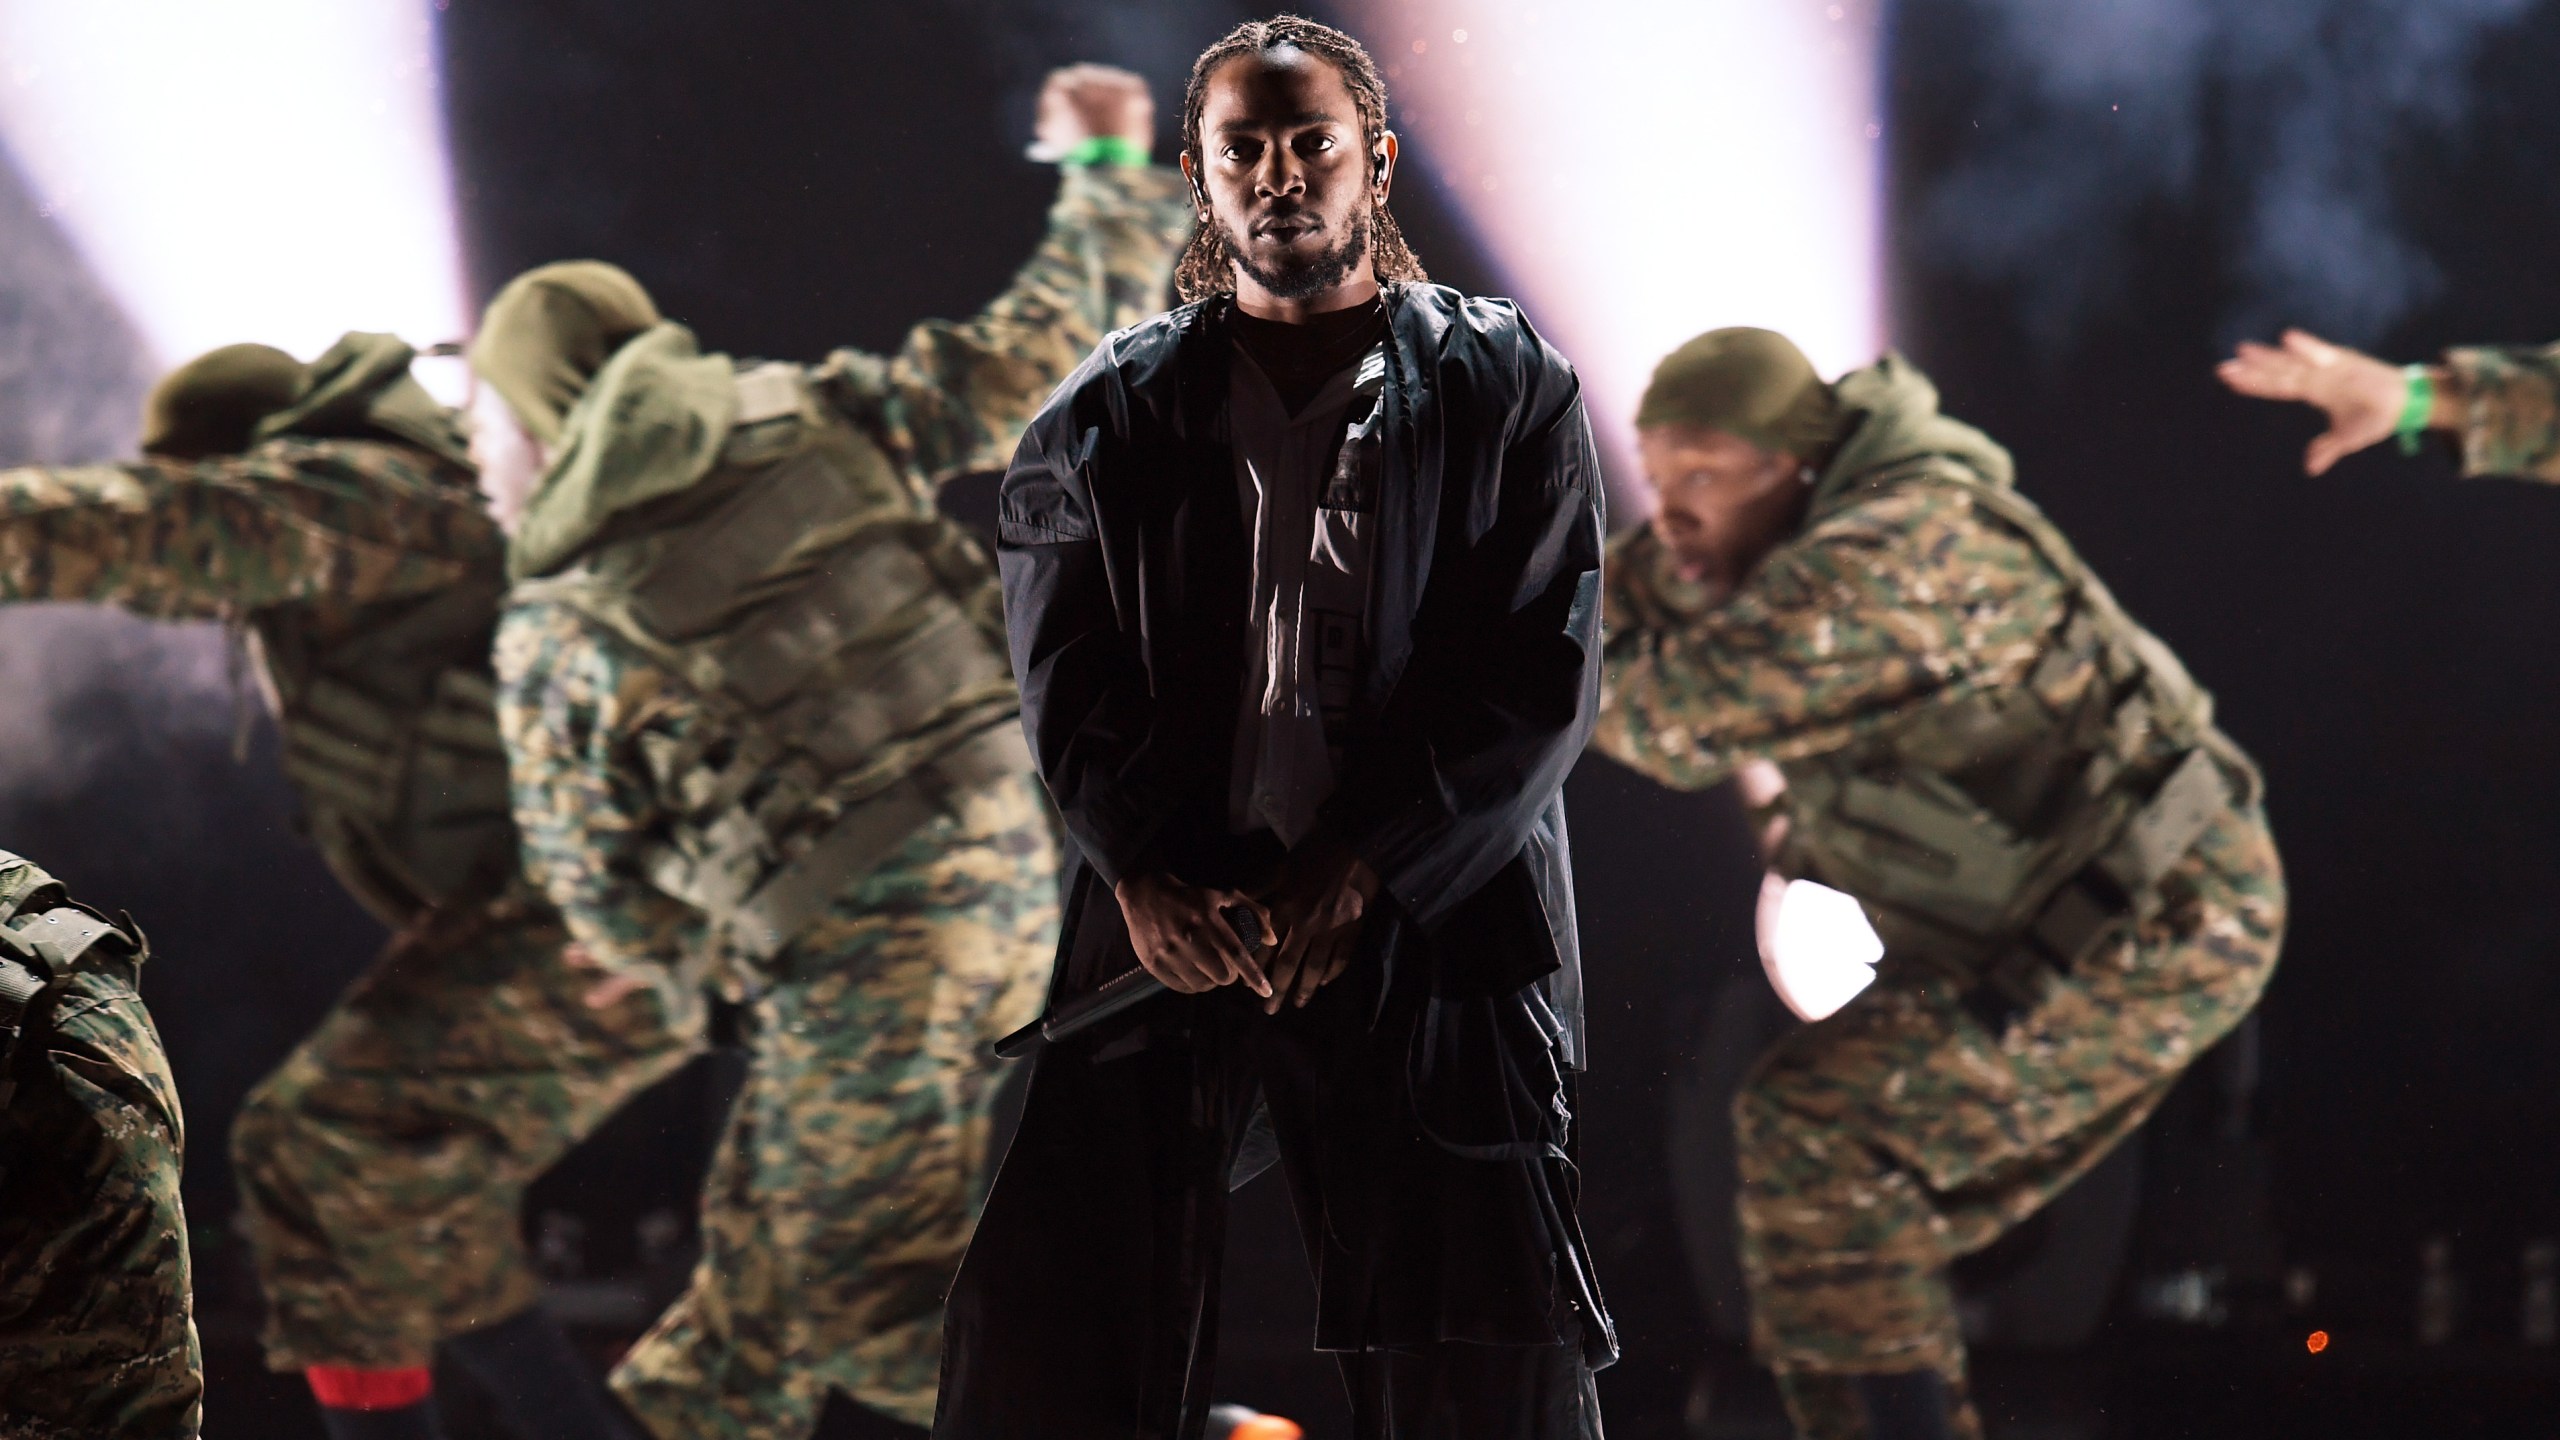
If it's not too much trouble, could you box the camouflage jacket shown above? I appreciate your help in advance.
[1598,492,2066,787]
[497,165,1192,992]
[0,381,517,924]
[1598,356,2257,977]
[2443,342,2560,481]
[1595,362,2069,793]
[0,849,200,1440]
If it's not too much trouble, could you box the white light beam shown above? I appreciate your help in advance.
[1360,0,1887,505]
[0,0,467,371]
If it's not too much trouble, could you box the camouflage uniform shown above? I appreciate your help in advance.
[491,164,1190,1434]
[1596,357,2286,1439]
[2442,342,2560,479]
[0,335,703,1372]
[0,850,199,1440]
[234,899,699,1368]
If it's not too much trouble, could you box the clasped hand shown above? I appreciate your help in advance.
[1114,839,1381,1014]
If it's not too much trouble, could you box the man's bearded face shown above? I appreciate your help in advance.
[1192,46,1385,304]
[1637,423,1812,596]
[1223,197,1371,302]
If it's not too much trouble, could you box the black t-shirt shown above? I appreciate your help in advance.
[1227,296,1389,418]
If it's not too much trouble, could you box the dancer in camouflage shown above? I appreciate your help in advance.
[478,63,1190,1435]
[0,336,698,1440]
[1600,328,2286,1439]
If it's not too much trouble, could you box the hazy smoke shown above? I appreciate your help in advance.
[0,142,239,824]
[0,606,240,802]
[0,147,155,463]
[1922,0,2533,349]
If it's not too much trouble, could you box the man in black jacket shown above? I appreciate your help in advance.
[933,17,1612,1440]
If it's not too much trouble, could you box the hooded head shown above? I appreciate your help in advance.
[466,260,661,446]
[1634,327,1844,594]
[141,343,310,460]
[1636,326,1841,460]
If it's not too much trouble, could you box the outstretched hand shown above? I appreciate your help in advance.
[2216,328,2414,477]
[1116,872,1272,998]
[1258,839,1380,1015]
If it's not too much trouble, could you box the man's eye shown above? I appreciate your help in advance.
[1222,143,1257,163]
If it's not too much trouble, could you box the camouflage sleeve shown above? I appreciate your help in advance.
[820,164,1193,485]
[492,601,706,981]
[1594,488,2068,790]
[0,440,489,619]
[2442,343,2560,482]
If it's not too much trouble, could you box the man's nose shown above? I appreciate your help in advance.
[1254,147,1306,198]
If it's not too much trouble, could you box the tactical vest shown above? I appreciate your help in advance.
[240,339,525,928]
[250,569,522,927]
[0,852,138,1109]
[1769,459,2261,1015]
[514,362,1028,969]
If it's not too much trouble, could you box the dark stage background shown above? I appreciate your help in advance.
[5,1,2560,1435]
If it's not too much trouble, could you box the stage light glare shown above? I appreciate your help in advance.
[0,0,466,375]
[2306,1329,2329,1354]
[1756,874,1883,1023]
[1364,0,1886,508]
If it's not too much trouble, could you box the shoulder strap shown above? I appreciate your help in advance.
[0,896,132,1108]
[3,905,128,972]
[0,854,59,928]
[719,722,1030,960]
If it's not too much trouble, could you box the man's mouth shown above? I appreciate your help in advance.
[1251,214,1320,242]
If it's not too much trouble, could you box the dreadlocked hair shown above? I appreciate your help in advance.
[1173,14,1427,304]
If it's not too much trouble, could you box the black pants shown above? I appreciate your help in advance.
[932,972,1605,1440]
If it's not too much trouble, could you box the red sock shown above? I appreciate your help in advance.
[305,1366,434,1410]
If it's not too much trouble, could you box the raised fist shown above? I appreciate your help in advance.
[1033,63,1154,158]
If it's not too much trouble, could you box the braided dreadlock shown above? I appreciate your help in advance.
[1173,15,1427,304]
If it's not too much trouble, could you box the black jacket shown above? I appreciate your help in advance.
[997,282,1606,1060]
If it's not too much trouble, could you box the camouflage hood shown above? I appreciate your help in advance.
[509,321,738,581]
[1807,352,2016,520]
[254,331,473,471]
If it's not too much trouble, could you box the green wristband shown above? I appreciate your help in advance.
[1061,135,1149,168]
[2396,365,2435,457]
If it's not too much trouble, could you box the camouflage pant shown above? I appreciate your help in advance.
[0,955,201,1440]
[232,893,704,1369]
[1735,805,2286,1440]
[611,770,1057,1439]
